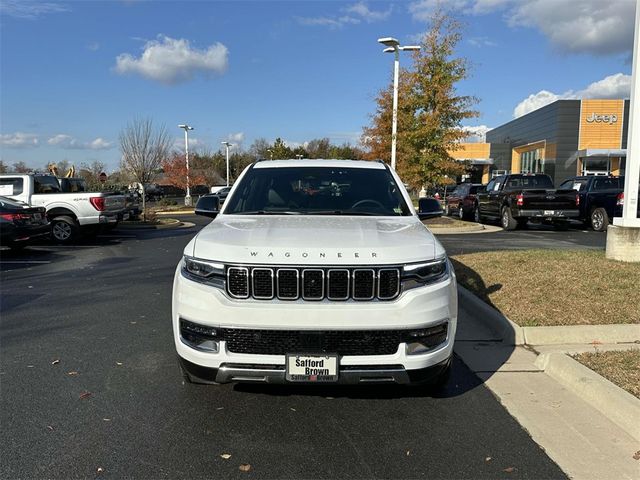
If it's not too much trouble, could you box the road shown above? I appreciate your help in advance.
[0,216,584,479]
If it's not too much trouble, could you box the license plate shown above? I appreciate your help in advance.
[286,354,338,382]
[544,210,555,216]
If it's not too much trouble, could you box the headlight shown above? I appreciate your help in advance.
[401,257,449,292]
[181,256,225,288]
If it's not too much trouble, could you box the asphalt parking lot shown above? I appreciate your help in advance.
[0,216,603,479]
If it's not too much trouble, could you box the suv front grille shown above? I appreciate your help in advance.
[222,328,405,355]
[226,266,401,301]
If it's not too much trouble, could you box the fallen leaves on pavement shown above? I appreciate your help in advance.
[239,464,251,472]
[633,450,640,461]
[503,467,515,473]
[220,454,231,460]
[67,371,79,376]
[51,359,60,365]
[79,391,92,399]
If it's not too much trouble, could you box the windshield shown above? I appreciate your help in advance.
[224,166,411,216]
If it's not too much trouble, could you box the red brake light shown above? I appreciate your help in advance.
[516,193,524,207]
[90,197,106,211]
[0,213,31,222]
[616,192,624,206]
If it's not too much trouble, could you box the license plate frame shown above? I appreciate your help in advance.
[285,354,339,383]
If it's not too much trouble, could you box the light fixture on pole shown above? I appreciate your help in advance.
[221,141,234,187]
[178,124,194,206]
[378,37,420,171]
[295,154,303,160]
[267,148,273,160]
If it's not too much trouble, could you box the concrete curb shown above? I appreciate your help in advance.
[524,324,640,345]
[535,351,640,442]
[458,286,524,344]
[155,210,195,216]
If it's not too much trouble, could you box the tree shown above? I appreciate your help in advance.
[162,153,207,190]
[119,118,172,220]
[0,160,7,174]
[78,160,107,191]
[362,10,478,189]
[11,161,30,173]
[270,138,292,159]
[249,138,271,159]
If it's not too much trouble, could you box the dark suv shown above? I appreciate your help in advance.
[445,183,483,220]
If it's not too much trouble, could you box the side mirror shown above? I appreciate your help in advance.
[417,197,443,220]
[195,195,220,219]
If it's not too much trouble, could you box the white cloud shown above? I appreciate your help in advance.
[0,0,69,19]
[47,134,114,150]
[1,132,39,148]
[173,137,207,151]
[227,132,245,144]
[462,125,492,142]
[408,0,635,56]
[87,138,113,150]
[345,2,392,22]
[468,36,497,47]
[115,36,229,85]
[513,73,631,117]
[297,2,391,29]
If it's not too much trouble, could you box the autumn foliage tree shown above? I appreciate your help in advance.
[362,10,479,189]
[162,153,207,191]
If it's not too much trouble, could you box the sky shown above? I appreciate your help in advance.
[0,0,636,171]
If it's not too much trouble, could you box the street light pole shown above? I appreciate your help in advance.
[378,37,420,171]
[221,141,233,187]
[178,124,194,206]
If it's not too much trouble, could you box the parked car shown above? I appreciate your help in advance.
[557,176,636,231]
[174,159,456,387]
[444,183,483,220]
[0,174,125,243]
[475,173,579,230]
[0,196,50,250]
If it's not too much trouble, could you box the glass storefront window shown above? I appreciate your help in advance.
[521,148,544,173]
[582,157,610,175]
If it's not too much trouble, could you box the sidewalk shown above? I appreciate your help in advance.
[455,290,639,480]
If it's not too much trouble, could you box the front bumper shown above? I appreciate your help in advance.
[180,356,451,385]
[172,264,458,385]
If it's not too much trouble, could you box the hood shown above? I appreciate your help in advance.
[192,215,444,265]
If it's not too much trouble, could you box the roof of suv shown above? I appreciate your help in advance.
[253,159,386,169]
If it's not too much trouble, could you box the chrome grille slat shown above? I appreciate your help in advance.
[226,266,400,301]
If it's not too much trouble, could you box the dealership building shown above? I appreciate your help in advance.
[451,99,631,185]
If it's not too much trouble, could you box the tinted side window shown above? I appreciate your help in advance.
[593,178,619,191]
[0,177,24,195]
[469,186,479,194]
[34,176,61,194]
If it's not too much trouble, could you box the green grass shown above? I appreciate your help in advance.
[451,250,640,327]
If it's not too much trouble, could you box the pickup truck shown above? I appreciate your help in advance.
[173,159,457,387]
[557,176,637,231]
[0,173,125,243]
[474,173,579,230]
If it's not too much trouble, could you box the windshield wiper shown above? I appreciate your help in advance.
[304,210,379,216]
[236,210,301,215]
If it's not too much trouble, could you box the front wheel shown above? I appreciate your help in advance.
[458,204,465,220]
[501,207,518,231]
[51,216,79,244]
[590,208,609,232]
[473,204,482,223]
[444,203,450,216]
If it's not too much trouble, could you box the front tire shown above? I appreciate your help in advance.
[458,204,465,220]
[473,204,482,223]
[51,216,78,244]
[501,207,518,231]
[444,203,450,216]
[590,208,609,232]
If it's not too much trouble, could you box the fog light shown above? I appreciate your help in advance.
[180,319,220,352]
[404,322,448,355]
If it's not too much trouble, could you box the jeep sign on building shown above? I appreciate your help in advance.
[448,99,630,185]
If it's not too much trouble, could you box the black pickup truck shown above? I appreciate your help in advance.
[475,174,579,230]
[557,176,637,231]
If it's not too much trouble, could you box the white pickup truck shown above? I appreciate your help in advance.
[0,173,125,243]
[173,159,457,388]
